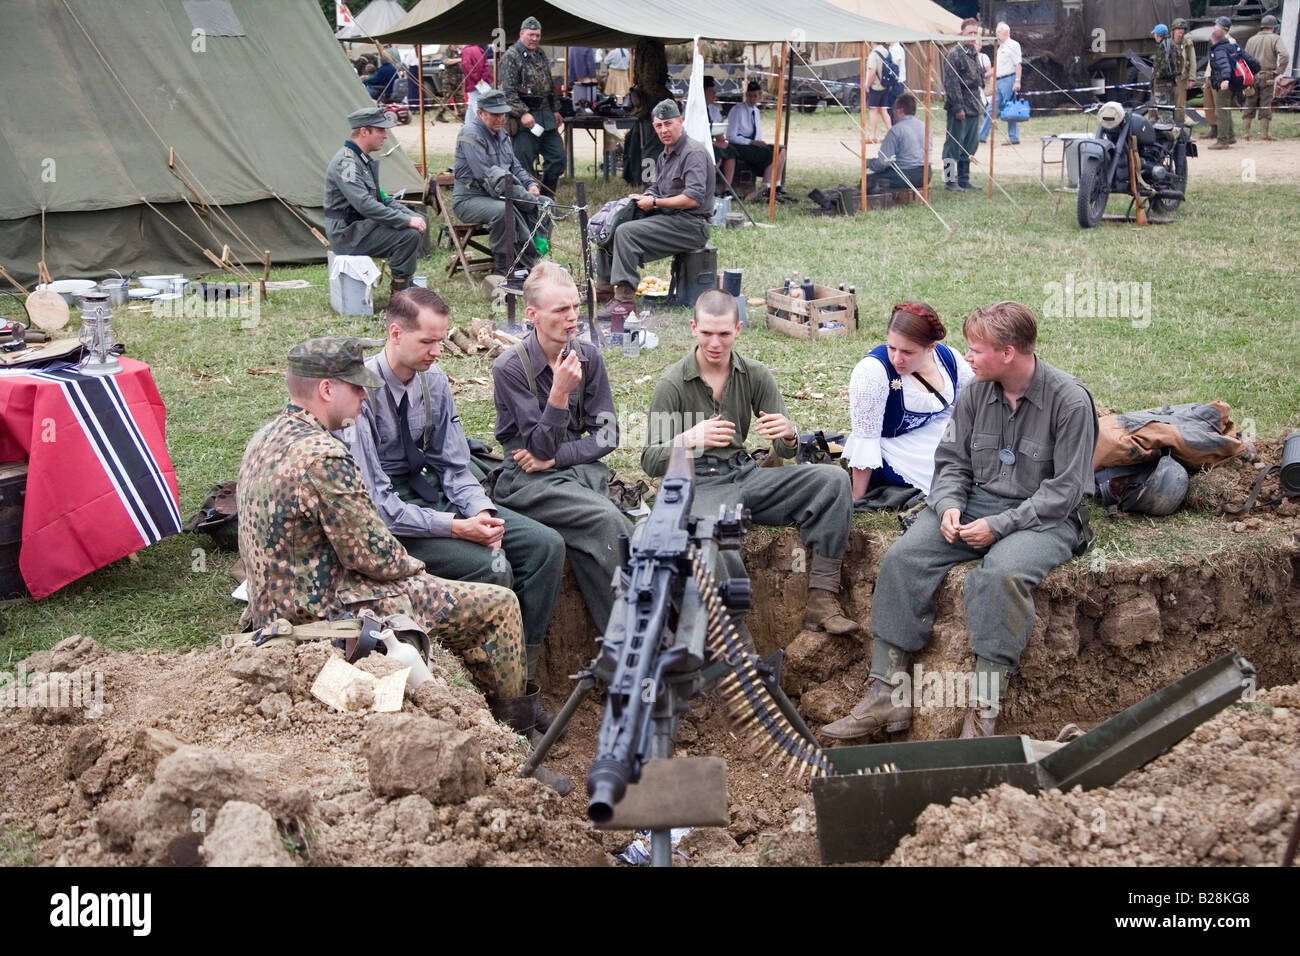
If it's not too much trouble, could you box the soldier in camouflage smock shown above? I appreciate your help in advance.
[236,337,525,699]
[499,15,566,196]
[1149,22,1195,125]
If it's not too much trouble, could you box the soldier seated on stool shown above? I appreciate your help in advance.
[323,107,429,293]
[341,289,567,735]
[452,89,552,277]
[821,302,1097,741]
[595,99,713,325]
[641,289,860,645]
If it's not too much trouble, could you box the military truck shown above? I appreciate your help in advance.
[977,0,1280,105]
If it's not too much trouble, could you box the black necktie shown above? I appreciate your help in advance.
[396,392,440,502]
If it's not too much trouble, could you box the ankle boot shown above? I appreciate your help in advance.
[1262,117,1274,141]
[488,690,572,795]
[524,646,560,738]
[959,656,1008,738]
[1243,118,1253,140]
[804,554,860,635]
[821,675,912,739]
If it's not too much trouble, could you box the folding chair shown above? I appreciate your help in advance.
[430,174,493,292]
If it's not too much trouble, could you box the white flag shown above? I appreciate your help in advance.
[683,37,714,162]
[336,2,354,28]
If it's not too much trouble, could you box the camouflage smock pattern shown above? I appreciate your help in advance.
[236,404,524,696]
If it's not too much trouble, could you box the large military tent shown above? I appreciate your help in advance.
[0,0,425,286]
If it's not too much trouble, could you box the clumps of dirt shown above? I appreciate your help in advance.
[0,634,612,867]
[888,683,1300,867]
[1185,433,1300,524]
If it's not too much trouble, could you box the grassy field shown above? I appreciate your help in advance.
[0,108,1296,660]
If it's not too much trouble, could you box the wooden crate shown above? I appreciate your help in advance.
[0,461,27,599]
[765,284,857,340]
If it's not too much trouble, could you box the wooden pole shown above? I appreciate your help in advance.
[923,42,932,202]
[416,44,427,177]
[769,42,787,222]
[860,43,867,211]
[783,47,794,152]
[988,58,996,197]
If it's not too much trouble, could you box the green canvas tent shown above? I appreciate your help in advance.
[0,0,425,287]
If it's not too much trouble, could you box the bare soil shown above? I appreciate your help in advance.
[3,507,1297,866]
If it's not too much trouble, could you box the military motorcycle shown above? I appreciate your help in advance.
[1076,101,1195,228]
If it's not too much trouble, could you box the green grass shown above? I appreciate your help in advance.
[0,828,38,867]
[0,108,1296,660]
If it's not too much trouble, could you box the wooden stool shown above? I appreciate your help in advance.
[430,175,494,291]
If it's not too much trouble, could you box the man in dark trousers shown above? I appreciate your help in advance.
[323,107,428,293]
[942,18,984,191]
[822,302,1096,740]
[343,288,566,732]
[499,15,566,196]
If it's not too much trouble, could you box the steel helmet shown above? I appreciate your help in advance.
[1129,455,1189,516]
[1215,15,1232,29]
[1153,23,1168,37]
[1172,18,1189,30]
[1098,101,1126,129]
[1262,14,1278,27]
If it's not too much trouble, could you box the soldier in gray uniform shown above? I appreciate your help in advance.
[491,262,633,633]
[595,99,713,321]
[323,107,429,292]
[452,89,552,276]
[499,16,566,197]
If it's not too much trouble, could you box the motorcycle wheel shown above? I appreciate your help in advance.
[1148,141,1188,215]
[1077,156,1108,228]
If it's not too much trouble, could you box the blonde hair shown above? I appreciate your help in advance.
[522,261,576,308]
[963,301,1037,353]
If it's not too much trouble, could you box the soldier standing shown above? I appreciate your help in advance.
[499,16,566,197]
[1244,15,1289,140]
[942,18,985,191]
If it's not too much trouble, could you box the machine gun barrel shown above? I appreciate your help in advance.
[587,445,695,823]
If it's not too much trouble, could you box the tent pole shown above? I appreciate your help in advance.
[769,42,787,223]
[923,42,932,202]
[417,43,427,178]
[989,53,996,198]
[495,0,503,85]
[859,44,867,212]
[782,48,793,153]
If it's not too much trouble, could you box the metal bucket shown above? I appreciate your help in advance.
[99,278,129,308]
[1281,434,1300,498]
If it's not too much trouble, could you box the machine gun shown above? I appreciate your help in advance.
[521,444,828,865]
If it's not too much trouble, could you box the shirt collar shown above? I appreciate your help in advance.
[371,350,418,400]
[984,356,1045,409]
[286,403,327,432]
[683,346,746,382]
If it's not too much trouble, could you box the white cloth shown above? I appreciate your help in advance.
[843,349,975,494]
[329,254,381,287]
[683,38,715,162]
[890,42,907,84]
[996,37,1022,77]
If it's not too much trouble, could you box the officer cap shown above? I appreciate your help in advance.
[651,99,681,120]
[1262,14,1278,27]
[1215,15,1232,28]
[477,89,512,114]
[1172,18,1189,30]
[1152,23,1168,37]
[348,106,395,130]
[288,337,384,387]
[521,16,541,31]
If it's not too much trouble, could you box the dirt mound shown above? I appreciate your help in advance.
[1185,433,1299,526]
[889,684,1300,867]
[0,635,612,867]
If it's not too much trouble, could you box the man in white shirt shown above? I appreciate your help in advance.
[724,80,789,202]
[865,42,896,143]
[980,22,1023,144]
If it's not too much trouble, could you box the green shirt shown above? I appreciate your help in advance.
[641,347,798,477]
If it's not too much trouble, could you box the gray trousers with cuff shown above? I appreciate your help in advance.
[595,213,710,290]
[870,485,1084,668]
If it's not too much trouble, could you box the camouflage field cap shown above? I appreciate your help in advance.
[349,106,395,129]
[652,99,681,120]
[477,89,512,113]
[521,15,541,30]
[288,337,384,387]
[1172,18,1189,30]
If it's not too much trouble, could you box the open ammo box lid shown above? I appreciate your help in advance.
[812,652,1256,864]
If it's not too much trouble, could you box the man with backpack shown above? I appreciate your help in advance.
[1244,15,1289,141]
[866,43,900,143]
[1208,24,1259,149]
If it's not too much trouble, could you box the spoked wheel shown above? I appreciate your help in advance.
[1148,141,1188,215]
[1076,156,1109,228]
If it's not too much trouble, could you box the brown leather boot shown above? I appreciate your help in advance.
[488,692,572,795]
[821,676,912,739]
[959,706,998,738]
[1262,117,1274,141]
[803,588,860,635]
[1242,118,1253,140]
[1199,126,1218,141]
